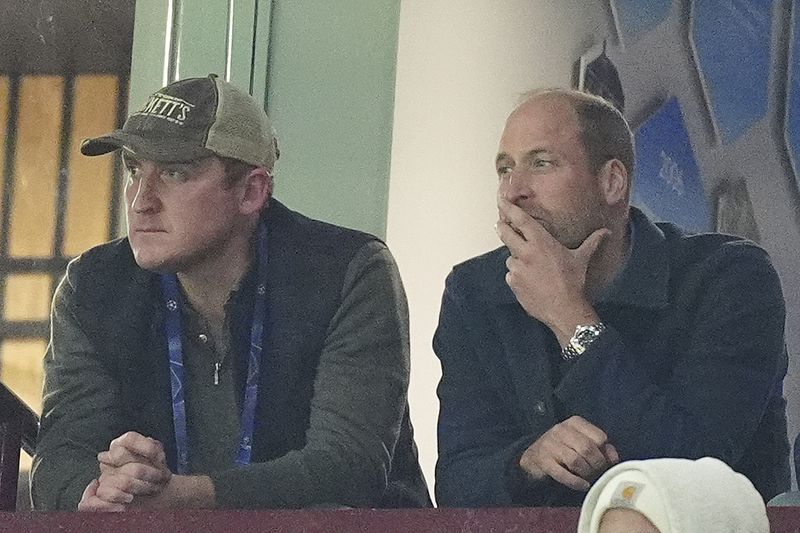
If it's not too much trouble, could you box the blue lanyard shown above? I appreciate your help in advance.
[160,222,269,474]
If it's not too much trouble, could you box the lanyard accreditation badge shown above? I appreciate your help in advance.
[160,221,269,474]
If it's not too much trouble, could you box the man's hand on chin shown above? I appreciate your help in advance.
[496,198,607,345]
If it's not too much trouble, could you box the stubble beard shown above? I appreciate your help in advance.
[539,208,608,250]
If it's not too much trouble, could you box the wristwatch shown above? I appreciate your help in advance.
[561,322,606,360]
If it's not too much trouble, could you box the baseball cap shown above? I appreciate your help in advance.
[80,74,276,169]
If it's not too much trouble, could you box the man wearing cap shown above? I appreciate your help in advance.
[31,75,430,510]
[434,88,789,507]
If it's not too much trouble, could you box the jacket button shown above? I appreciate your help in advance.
[534,401,547,415]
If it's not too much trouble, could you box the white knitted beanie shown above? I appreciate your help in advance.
[577,457,769,533]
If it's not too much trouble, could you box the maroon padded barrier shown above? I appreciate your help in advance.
[0,506,798,533]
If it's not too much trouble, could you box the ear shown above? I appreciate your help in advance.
[598,159,629,206]
[238,168,273,216]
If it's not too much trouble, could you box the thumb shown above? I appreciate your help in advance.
[576,228,610,263]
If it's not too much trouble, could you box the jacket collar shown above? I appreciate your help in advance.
[599,206,670,309]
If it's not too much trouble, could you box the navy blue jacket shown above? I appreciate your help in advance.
[434,208,789,506]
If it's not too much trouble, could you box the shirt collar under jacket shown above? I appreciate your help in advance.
[597,206,670,310]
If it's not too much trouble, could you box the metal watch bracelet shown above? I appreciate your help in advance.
[561,322,606,360]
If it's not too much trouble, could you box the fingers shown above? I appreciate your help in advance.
[99,460,171,484]
[95,477,135,504]
[104,432,167,467]
[498,198,612,262]
[78,479,127,512]
[603,442,621,465]
[498,197,529,228]
[98,469,166,500]
[90,431,172,506]
[520,416,617,492]
[550,420,609,480]
[80,433,171,512]
[540,455,593,491]
[497,198,552,246]
[563,415,609,446]
[98,447,167,471]
[495,219,526,250]
[520,437,592,491]
[99,461,172,491]
[561,417,617,473]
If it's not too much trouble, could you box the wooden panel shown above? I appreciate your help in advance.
[8,76,63,258]
[3,274,51,322]
[63,75,118,257]
[0,338,47,414]
[0,76,8,225]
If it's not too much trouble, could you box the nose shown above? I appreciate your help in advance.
[127,167,162,214]
[499,169,531,205]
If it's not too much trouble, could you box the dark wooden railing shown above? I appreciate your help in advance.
[0,382,39,511]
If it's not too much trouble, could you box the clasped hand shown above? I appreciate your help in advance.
[78,431,173,511]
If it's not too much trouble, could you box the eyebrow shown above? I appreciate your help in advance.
[522,149,552,162]
[495,153,512,167]
[495,149,552,167]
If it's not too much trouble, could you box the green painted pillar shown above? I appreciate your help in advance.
[264,0,401,238]
[129,0,265,106]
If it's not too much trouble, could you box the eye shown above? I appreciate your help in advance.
[160,165,191,183]
[123,162,141,183]
[496,166,512,179]
[533,158,553,168]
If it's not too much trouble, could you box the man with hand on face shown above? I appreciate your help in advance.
[31,74,430,511]
[433,88,789,507]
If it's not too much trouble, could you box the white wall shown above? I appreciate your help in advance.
[387,0,612,496]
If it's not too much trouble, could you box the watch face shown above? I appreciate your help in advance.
[575,328,597,343]
[574,324,605,347]
[563,323,606,360]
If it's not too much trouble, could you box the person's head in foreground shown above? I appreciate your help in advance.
[578,457,769,533]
